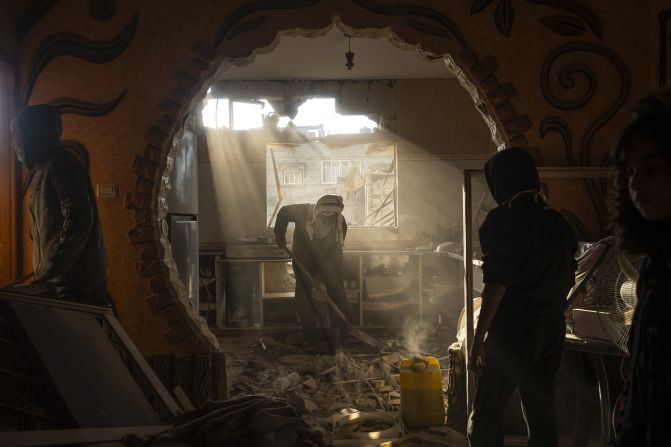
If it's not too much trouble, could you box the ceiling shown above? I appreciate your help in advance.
[220,26,452,80]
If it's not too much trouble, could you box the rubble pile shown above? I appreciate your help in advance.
[225,332,454,442]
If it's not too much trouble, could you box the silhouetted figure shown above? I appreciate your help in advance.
[611,92,671,446]
[12,104,112,309]
[275,195,352,352]
[467,147,577,447]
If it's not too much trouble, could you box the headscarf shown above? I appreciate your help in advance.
[484,147,543,207]
[15,104,63,170]
[306,195,345,247]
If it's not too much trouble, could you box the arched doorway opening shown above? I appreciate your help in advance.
[150,19,526,351]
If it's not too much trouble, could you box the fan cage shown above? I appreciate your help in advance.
[584,252,641,353]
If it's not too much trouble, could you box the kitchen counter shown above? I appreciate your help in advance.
[212,244,482,329]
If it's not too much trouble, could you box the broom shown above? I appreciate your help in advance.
[281,246,379,348]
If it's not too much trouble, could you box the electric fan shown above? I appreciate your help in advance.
[569,237,642,353]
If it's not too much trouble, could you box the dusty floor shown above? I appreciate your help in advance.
[217,326,460,445]
[216,326,604,447]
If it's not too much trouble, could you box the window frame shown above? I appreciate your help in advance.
[321,160,362,184]
[283,168,303,185]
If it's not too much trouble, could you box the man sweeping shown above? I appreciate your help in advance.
[275,195,353,352]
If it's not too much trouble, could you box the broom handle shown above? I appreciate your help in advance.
[280,246,352,327]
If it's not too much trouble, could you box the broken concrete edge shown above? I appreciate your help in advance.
[156,134,220,352]
[451,51,533,152]
[123,68,221,353]
[125,134,219,352]
[124,24,537,355]
[120,41,224,353]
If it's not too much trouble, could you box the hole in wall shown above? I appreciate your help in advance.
[157,20,507,343]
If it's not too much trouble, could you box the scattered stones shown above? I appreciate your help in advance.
[381,352,402,365]
[224,331,454,443]
[303,377,318,391]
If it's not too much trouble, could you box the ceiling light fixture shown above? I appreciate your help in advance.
[345,35,355,71]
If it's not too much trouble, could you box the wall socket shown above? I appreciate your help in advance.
[96,184,118,199]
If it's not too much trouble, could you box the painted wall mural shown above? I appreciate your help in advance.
[16,0,646,353]
[47,89,127,116]
[23,13,137,103]
[471,0,602,38]
[540,42,631,236]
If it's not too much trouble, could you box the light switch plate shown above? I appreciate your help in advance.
[96,184,118,199]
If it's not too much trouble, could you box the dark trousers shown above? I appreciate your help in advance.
[468,314,565,447]
[293,254,352,345]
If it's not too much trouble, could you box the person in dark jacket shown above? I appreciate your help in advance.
[467,147,578,447]
[11,104,112,309]
[611,92,671,446]
[275,195,353,351]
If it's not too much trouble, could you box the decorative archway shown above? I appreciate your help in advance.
[17,0,635,352]
[129,5,537,351]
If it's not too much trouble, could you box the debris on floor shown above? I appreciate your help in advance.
[135,395,327,446]
[332,408,399,439]
[223,328,460,444]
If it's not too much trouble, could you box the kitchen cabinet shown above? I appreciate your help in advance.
[214,245,481,329]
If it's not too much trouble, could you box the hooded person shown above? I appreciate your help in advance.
[11,104,112,309]
[467,147,578,447]
[275,195,353,351]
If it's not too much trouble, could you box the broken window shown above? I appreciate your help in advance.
[267,142,397,229]
[201,96,377,136]
[201,98,274,129]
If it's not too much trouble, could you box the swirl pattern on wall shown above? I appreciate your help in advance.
[471,0,602,38]
[214,0,320,46]
[540,42,631,235]
[24,13,138,103]
[353,0,468,48]
[48,89,127,116]
[541,42,631,166]
[525,0,602,37]
[540,115,574,165]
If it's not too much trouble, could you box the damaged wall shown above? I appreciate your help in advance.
[198,77,495,246]
[210,79,397,118]
[10,0,655,352]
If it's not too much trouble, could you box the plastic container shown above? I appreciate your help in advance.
[273,372,302,393]
[400,355,445,428]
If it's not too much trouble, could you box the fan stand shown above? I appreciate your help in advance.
[565,333,624,447]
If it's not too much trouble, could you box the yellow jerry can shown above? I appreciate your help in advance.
[400,355,445,428]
